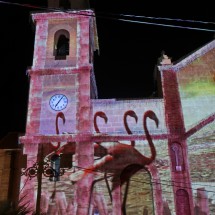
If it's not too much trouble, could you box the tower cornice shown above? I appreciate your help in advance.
[31,9,95,22]
[27,65,92,76]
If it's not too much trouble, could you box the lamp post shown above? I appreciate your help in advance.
[21,144,66,214]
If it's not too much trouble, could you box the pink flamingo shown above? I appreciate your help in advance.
[123,110,138,147]
[93,111,108,158]
[122,110,138,214]
[70,110,159,187]
[91,110,138,208]
[47,112,66,156]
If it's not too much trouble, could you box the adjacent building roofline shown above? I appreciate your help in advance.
[158,39,215,72]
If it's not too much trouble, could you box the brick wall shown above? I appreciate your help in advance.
[178,47,215,129]
[92,98,166,135]
[0,151,11,203]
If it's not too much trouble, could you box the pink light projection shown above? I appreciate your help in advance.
[17,10,215,215]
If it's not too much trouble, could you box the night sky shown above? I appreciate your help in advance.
[0,0,214,139]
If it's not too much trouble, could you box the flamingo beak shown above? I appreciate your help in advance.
[134,114,138,123]
[58,112,66,124]
[155,117,159,128]
[130,112,138,123]
[62,115,66,124]
[104,116,108,123]
[101,114,108,123]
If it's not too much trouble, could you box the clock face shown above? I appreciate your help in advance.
[49,94,68,111]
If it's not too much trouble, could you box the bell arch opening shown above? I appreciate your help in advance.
[54,29,70,60]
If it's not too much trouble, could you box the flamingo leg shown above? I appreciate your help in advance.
[122,180,130,215]
[88,173,113,215]
[104,172,112,202]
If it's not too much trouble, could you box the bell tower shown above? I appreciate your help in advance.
[25,3,98,136]
[20,1,99,213]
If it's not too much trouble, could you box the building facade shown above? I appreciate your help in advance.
[1,2,215,215]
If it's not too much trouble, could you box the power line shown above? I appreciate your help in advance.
[38,166,214,203]
[73,165,215,192]
[0,1,214,32]
[116,18,215,32]
[19,172,215,213]
[100,12,215,25]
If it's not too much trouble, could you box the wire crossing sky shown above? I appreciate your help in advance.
[0,0,214,32]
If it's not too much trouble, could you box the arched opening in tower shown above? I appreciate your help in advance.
[54,29,70,60]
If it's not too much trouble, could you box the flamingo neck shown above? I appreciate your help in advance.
[124,115,132,135]
[94,115,100,133]
[55,115,61,150]
[56,117,59,135]
[124,114,135,146]
[144,116,156,162]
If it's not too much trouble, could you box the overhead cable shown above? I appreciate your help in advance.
[0,1,214,32]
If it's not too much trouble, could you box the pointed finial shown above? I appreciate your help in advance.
[158,50,172,65]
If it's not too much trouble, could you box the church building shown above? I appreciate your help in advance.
[0,0,215,214]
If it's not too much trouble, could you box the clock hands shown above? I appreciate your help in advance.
[55,95,64,107]
[50,94,68,111]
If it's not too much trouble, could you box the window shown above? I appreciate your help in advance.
[49,153,73,181]
[50,154,61,181]
[54,30,70,60]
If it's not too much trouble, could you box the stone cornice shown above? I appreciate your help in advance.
[31,10,95,22]
[27,65,92,76]
[19,133,169,144]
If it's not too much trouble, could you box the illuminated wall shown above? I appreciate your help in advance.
[177,43,215,215]
[18,9,215,215]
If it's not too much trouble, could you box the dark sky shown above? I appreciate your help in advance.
[0,0,214,139]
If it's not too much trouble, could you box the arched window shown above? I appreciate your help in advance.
[176,189,191,215]
[54,29,70,60]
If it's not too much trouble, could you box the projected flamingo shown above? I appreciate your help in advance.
[93,110,137,158]
[89,110,138,210]
[94,111,108,158]
[124,110,138,147]
[70,110,158,188]
[93,111,112,203]
[122,110,138,214]
[44,112,66,182]
[94,111,108,134]
[120,110,158,186]
[46,112,66,157]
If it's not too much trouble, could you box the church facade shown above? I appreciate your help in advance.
[0,2,215,215]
